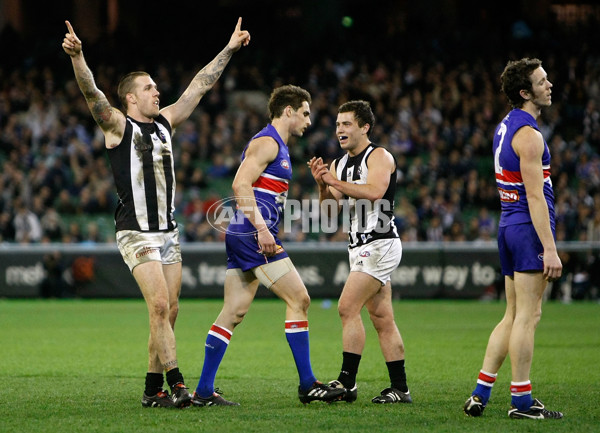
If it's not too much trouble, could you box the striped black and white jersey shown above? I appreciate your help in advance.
[107,114,176,232]
[334,143,398,248]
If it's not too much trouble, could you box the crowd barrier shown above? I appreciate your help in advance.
[1,242,598,299]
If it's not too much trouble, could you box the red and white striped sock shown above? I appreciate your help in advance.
[510,380,533,410]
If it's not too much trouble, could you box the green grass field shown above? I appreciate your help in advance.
[1,298,598,432]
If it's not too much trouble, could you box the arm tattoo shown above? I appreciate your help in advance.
[185,47,234,100]
[74,61,113,126]
[90,100,113,125]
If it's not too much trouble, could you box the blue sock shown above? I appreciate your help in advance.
[196,324,232,398]
[285,320,317,390]
[473,370,497,405]
[511,381,533,411]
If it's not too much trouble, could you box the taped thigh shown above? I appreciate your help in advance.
[253,257,294,289]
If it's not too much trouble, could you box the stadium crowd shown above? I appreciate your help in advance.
[1,56,599,244]
[0,10,599,301]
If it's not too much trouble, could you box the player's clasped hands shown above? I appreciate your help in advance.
[308,157,328,184]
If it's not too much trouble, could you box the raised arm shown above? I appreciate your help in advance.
[62,20,125,146]
[161,17,250,129]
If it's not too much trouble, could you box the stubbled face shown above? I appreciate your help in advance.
[289,101,312,137]
[527,66,553,108]
[336,111,368,154]
[130,75,160,119]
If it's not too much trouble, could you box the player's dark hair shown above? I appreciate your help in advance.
[117,71,150,110]
[339,100,375,136]
[268,85,311,120]
[500,58,543,109]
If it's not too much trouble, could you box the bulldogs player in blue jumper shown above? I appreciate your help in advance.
[463,58,563,420]
[192,85,344,406]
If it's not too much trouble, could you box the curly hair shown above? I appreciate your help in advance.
[500,58,543,109]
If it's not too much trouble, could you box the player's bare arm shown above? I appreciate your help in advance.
[514,127,562,280]
[62,20,125,147]
[161,17,250,128]
[232,137,278,255]
[322,148,393,202]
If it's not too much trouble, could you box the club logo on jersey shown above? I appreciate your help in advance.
[133,132,153,152]
[346,166,354,180]
[498,188,519,202]
[280,159,290,170]
[359,251,371,257]
[156,129,167,144]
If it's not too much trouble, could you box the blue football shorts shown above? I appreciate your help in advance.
[225,231,289,271]
[497,223,553,276]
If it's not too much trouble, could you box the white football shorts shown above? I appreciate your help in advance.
[116,228,182,272]
[348,238,402,285]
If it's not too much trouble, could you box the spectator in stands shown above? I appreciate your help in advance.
[40,207,64,242]
[206,153,231,178]
[82,221,101,245]
[54,189,78,215]
[426,215,444,242]
[13,198,42,243]
[63,221,83,243]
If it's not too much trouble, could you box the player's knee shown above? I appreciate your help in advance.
[297,292,311,312]
[369,314,385,330]
[286,291,310,314]
[337,300,358,321]
[370,314,394,333]
[149,298,170,319]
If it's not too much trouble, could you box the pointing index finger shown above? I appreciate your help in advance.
[65,20,75,36]
[235,17,242,32]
